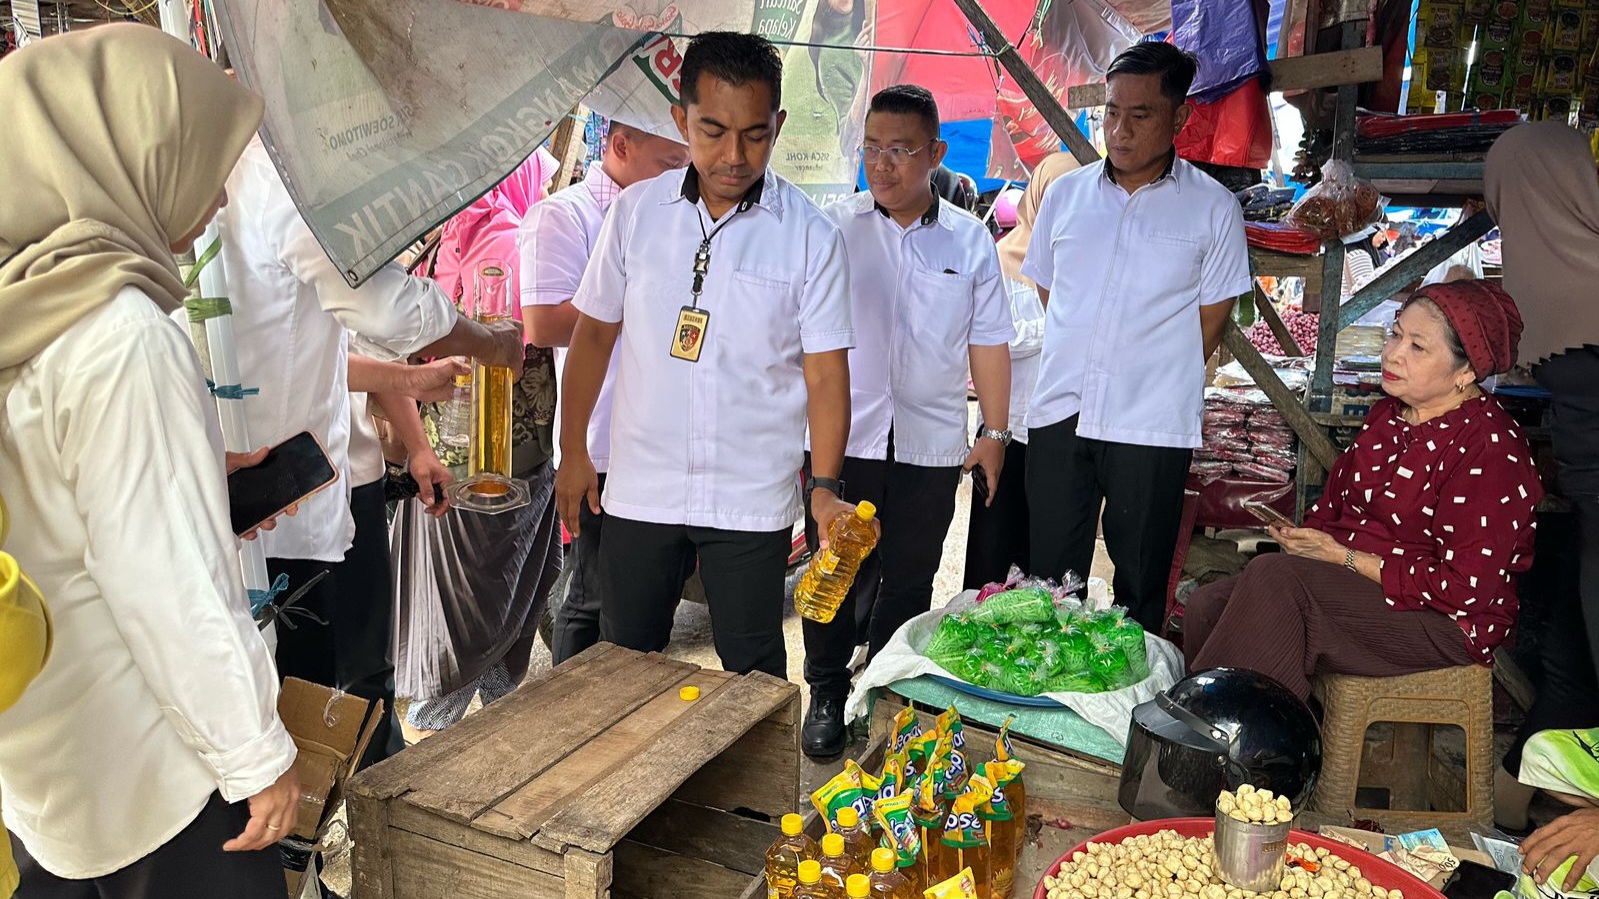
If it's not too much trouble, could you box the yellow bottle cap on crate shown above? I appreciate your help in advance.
[679,685,700,702]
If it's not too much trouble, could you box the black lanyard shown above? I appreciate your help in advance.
[690,206,747,309]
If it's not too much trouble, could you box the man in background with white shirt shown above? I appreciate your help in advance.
[221,138,523,765]
[802,84,1013,756]
[521,121,690,666]
[555,31,858,679]
[1023,44,1250,632]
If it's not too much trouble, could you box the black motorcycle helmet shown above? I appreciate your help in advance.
[1119,668,1321,820]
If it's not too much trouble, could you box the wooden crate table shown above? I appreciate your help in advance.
[348,643,801,899]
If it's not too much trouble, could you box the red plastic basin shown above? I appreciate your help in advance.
[1031,818,1447,899]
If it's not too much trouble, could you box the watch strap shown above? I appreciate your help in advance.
[1344,547,1357,571]
[806,475,845,498]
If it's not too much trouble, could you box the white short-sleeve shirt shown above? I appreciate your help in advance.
[573,167,855,531]
[518,163,623,472]
[1022,157,1250,449]
[823,192,1014,466]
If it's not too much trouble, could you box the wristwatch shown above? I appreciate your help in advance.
[978,427,1013,447]
[1344,548,1358,572]
[805,475,845,499]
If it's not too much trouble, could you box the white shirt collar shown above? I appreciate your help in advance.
[846,188,953,231]
[661,165,785,220]
[1098,151,1184,195]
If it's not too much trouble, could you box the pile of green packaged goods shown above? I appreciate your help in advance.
[922,572,1149,696]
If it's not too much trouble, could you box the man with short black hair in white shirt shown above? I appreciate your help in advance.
[1023,43,1251,632]
[556,31,859,679]
[802,84,1013,756]
[521,121,690,665]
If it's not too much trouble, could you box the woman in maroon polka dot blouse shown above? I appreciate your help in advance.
[1184,280,1544,701]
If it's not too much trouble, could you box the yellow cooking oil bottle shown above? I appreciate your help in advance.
[932,778,995,899]
[834,806,875,870]
[767,813,820,899]
[795,859,843,899]
[819,832,864,892]
[978,760,1026,899]
[867,847,918,899]
[794,502,879,622]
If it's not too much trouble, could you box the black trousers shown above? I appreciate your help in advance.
[801,453,961,697]
[1505,347,1599,774]
[270,479,403,769]
[599,516,790,677]
[963,431,1030,590]
[13,793,281,899]
[1026,415,1192,633]
[550,472,608,665]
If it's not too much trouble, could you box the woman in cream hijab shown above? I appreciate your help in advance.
[1486,122,1599,838]
[0,25,299,897]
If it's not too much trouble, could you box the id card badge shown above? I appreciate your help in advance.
[670,305,710,363]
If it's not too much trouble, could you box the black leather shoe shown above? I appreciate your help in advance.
[803,692,848,758]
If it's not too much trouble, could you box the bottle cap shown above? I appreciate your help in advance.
[847,874,871,898]
[679,685,700,702]
[836,806,859,828]
[781,813,804,836]
[822,833,845,857]
[798,860,822,884]
[855,501,877,521]
[872,847,896,873]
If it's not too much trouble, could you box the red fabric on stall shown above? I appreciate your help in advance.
[870,0,1035,123]
[1174,76,1273,169]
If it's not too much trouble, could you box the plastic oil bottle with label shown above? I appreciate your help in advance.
[795,860,843,899]
[767,813,820,899]
[794,501,879,623]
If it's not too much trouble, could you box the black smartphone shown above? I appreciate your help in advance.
[971,464,991,503]
[227,431,339,536]
[1443,860,1515,899]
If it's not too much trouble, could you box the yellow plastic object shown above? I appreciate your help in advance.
[680,685,701,702]
[768,814,820,899]
[794,502,881,623]
[847,874,871,898]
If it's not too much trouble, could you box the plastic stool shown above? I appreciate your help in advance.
[1308,666,1494,839]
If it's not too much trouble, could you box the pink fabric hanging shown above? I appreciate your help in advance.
[430,146,561,317]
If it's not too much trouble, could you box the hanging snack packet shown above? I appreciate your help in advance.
[891,706,923,755]
[934,706,966,752]
[812,761,874,833]
[904,729,941,783]
[924,868,980,899]
[873,792,923,871]
[878,752,908,805]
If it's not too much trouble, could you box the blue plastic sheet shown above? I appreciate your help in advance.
[1170,0,1268,104]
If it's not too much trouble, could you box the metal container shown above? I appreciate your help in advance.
[1214,805,1293,893]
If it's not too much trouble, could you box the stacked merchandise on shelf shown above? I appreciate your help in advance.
[1192,388,1298,485]
[1411,0,1599,123]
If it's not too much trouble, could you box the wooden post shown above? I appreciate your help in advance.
[946,0,1100,166]
[1222,323,1342,472]
[1337,209,1495,329]
[550,105,589,194]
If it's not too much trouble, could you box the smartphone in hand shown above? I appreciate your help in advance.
[971,464,991,504]
[228,431,339,536]
[1244,500,1295,530]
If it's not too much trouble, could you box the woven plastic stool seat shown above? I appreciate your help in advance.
[1308,665,1494,839]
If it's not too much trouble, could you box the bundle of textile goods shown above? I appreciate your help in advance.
[1193,389,1298,484]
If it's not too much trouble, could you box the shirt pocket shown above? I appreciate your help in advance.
[1143,230,1204,285]
[726,268,801,360]
[905,268,975,346]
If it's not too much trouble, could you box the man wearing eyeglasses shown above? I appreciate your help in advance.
[800,84,1013,757]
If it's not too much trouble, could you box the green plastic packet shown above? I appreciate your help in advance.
[872,791,923,870]
[964,586,1056,626]
[924,615,977,659]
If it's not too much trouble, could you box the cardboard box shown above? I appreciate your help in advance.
[278,677,382,841]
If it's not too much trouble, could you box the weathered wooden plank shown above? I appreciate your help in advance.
[387,827,567,899]
[387,798,568,878]
[628,799,781,877]
[474,669,735,840]
[535,675,798,854]
[1222,323,1342,471]
[563,848,614,899]
[1068,46,1383,107]
[613,839,752,899]
[947,0,1099,165]
[351,642,618,801]
[348,793,396,899]
[674,690,801,820]
[404,650,698,824]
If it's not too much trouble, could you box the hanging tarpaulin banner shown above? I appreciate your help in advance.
[214,0,876,286]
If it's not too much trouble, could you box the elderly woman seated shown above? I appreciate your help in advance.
[1184,280,1543,700]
